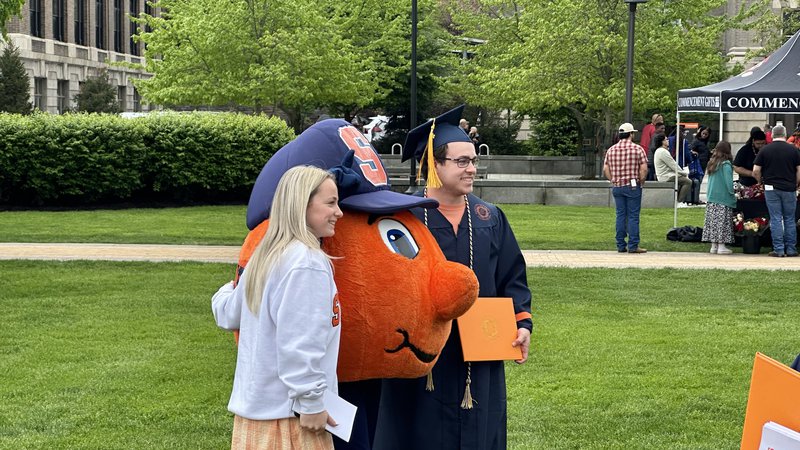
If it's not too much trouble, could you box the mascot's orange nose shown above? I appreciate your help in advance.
[430,260,478,321]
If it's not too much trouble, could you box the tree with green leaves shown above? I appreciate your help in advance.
[0,0,25,38]
[0,42,32,114]
[449,0,771,148]
[325,0,459,125]
[74,69,120,113]
[133,0,382,131]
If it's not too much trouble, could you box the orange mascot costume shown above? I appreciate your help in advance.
[233,119,478,448]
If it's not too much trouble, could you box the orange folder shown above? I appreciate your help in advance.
[740,352,800,450]
[457,297,522,362]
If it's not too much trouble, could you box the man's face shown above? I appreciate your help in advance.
[753,139,766,151]
[434,142,478,197]
[655,124,665,134]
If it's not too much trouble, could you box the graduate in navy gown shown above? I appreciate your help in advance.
[374,106,533,450]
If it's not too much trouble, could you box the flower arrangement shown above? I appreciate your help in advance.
[733,214,769,236]
[735,182,765,200]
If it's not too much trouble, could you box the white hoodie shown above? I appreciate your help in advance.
[212,241,340,420]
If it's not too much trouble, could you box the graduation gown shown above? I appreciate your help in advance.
[374,194,532,450]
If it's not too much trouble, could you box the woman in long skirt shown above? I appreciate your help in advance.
[702,141,736,254]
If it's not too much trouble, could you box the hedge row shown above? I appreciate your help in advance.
[0,112,295,205]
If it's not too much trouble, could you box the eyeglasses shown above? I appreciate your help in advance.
[441,157,480,168]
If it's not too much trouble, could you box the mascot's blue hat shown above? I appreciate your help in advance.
[246,119,438,230]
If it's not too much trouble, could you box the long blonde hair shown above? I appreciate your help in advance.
[245,166,336,314]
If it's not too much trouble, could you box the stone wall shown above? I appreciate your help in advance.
[387,178,675,208]
[380,154,601,176]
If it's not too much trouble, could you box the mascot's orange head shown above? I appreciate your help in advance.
[238,119,478,382]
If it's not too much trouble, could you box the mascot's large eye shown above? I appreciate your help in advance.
[378,219,419,259]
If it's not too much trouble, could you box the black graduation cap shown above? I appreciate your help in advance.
[401,105,472,188]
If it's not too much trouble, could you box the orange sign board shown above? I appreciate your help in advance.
[740,352,800,449]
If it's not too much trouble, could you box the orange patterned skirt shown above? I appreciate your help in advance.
[231,415,333,450]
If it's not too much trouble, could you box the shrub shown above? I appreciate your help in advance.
[474,109,525,155]
[525,108,581,156]
[73,69,120,113]
[0,112,294,205]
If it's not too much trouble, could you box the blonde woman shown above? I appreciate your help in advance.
[212,166,343,449]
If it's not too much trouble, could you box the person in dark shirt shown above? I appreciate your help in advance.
[753,124,800,257]
[691,125,712,171]
[733,127,767,187]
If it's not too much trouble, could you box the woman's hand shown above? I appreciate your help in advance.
[299,411,337,433]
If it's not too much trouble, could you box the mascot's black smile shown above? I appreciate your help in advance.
[385,328,437,363]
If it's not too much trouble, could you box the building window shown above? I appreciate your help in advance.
[144,1,152,33]
[30,0,44,37]
[129,0,139,56]
[96,0,106,49]
[118,85,127,111]
[34,77,47,111]
[52,0,65,41]
[74,0,87,46]
[133,87,141,112]
[114,0,124,52]
[57,80,70,114]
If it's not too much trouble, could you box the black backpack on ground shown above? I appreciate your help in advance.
[666,225,703,242]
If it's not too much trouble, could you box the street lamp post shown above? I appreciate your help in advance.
[406,0,418,194]
[623,0,647,124]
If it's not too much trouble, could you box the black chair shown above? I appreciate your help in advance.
[792,353,800,372]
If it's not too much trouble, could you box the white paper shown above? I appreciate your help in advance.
[323,390,357,442]
[765,184,774,191]
[630,179,637,187]
[759,421,800,450]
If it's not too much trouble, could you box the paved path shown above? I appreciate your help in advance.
[1,243,798,271]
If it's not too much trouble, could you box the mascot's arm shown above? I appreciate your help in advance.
[274,267,336,415]
[494,207,533,331]
[211,281,243,331]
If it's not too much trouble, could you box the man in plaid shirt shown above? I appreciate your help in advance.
[603,123,649,253]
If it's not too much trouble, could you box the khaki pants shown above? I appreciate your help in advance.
[664,175,693,203]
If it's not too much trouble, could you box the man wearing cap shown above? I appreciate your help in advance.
[603,123,649,253]
[375,106,532,450]
[733,127,768,187]
[639,113,663,150]
[752,123,800,257]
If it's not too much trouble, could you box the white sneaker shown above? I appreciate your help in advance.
[717,246,732,255]
[710,244,718,254]
[678,202,690,208]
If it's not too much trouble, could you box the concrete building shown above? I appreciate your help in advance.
[5,0,154,114]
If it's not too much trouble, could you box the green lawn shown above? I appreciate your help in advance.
[0,206,250,245]
[0,204,708,251]
[2,261,797,449]
[0,261,235,449]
